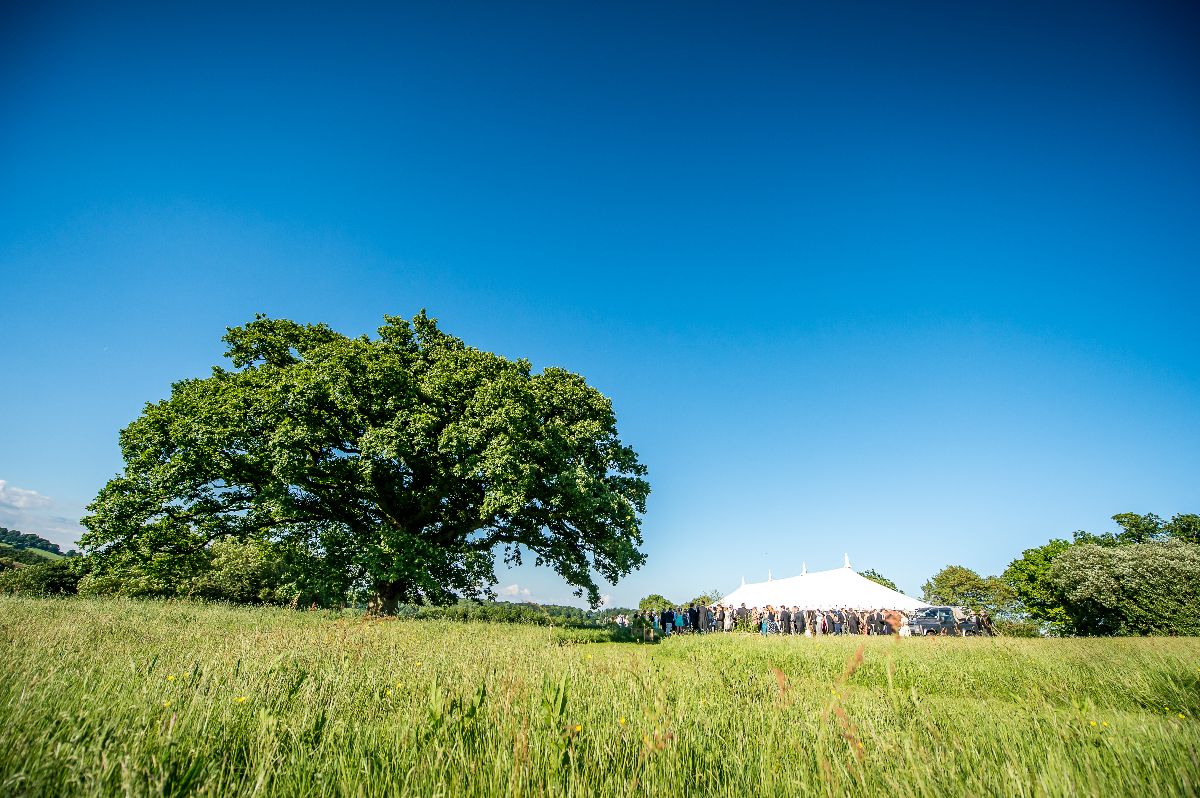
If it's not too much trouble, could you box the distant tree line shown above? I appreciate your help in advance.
[0,532,633,626]
[5,510,1198,638]
[0,527,74,556]
[392,601,623,628]
[629,512,1199,638]
[920,512,1200,636]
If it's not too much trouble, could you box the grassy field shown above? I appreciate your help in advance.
[1,597,1198,797]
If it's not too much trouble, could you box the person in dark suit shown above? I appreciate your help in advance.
[846,610,860,635]
[778,606,791,635]
[833,609,843,635]
[736,603,749,628]
[688,604,700,634]
[660,607,674,636]
[867,610,879,635]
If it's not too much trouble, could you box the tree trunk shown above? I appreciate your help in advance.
[368,580,406,616]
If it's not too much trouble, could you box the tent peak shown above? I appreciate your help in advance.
[843,553,851,569]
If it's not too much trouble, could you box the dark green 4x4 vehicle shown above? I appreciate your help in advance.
[907,606,968,635]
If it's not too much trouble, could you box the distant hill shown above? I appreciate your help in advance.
[0,528,70,558]
[0,542,59,567]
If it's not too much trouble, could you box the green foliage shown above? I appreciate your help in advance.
[992,618,1041,637]
[189,538,293,604]
[1073,512,1200,547]
[0,560,80,596]
[80,312,650,612]
[688,588,724,606]
[638,593,673,611]
[75,537,345,607]
[1002,512,1200,635]
[1002,538,1073,633]
[392,600,606,628]
[920,565,1009,611]
[1166,513,1200,544]
[1048,539,1200,636]
[3,597,1200,797]
[858,569,899,592]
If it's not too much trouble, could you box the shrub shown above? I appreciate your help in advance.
[189,538,291,604]
[994,618,1040,637]
[0,560,80,596]
[1049,539,1200,635]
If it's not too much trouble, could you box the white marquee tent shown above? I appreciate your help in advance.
[720,556,928,612]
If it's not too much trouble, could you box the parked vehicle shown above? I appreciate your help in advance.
[907,605,972,635]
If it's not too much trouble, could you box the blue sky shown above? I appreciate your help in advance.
[2,1,1197,605]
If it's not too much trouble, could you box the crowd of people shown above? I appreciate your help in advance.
[614,603,996,637]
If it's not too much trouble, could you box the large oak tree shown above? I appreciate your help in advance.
[81,313,650,612]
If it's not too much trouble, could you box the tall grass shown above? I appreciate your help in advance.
[2,596,1197,797]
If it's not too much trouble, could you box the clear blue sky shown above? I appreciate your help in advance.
[2,1,1197,605]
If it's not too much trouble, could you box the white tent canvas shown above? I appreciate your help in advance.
[720,559,927,612]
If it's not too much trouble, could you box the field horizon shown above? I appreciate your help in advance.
[2,596,1198,797]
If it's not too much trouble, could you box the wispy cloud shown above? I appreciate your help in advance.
[0,479,85,549]
[0,480,52,510]
[498,583,535,602]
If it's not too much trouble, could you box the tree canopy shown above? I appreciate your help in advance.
[689,589,725,606]
[858,569,899,592]
[1001,538,1074,632]
[638,594,673,612]
[81,312,650,611]
[920,565,1009,611]
[1073,512,1200,547]
[1048,540,1200,636]
[1001,513,1200,635]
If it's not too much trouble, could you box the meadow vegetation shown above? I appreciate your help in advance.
[2,597,1198,797]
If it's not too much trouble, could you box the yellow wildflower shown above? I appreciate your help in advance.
[166,674,175,682]
[574,724,582,732]
[618,717,626,725]
[1180,714,1186,719]
[1101,722,1109,727]
[1089,721,1097,727]
[162,701,172,709]
[386,689,393,697]
[233,696,248,704]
